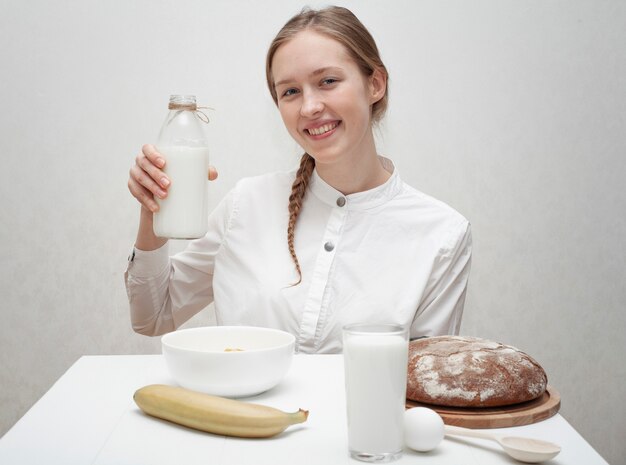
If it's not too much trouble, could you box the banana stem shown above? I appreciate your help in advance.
[290,409,309,425]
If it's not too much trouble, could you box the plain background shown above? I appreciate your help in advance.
[1,0,624,463]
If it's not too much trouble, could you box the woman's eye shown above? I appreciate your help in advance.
[322,78,338,86]
[282,88,299,97]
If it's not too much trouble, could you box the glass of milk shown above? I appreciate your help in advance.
[342,324,409,462]
[153,94,209,239]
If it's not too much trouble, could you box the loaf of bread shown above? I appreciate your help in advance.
[406,336,547,408]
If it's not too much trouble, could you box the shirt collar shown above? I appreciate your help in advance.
[308,157,402,211]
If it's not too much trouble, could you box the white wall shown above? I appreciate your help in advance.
[1,1,624,463]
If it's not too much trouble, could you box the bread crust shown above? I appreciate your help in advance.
[406,336,547,407]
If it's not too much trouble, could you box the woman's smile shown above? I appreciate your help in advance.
[304,121,341,138]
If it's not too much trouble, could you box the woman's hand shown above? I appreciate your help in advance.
[128,144,168,212]
[128,144,218,212]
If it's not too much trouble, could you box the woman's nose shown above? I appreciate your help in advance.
[300,91,324,117]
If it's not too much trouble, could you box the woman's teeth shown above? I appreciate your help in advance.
[308,122,338,136]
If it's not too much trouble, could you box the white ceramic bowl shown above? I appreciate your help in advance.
[161,326,295,397]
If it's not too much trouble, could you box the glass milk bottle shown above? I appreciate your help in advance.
[153,95,209,239]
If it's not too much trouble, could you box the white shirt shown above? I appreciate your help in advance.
[124,159,472,353]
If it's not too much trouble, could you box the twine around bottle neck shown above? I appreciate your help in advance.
[168,102,212,123]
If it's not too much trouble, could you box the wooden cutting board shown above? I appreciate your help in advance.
[405,385,561,429]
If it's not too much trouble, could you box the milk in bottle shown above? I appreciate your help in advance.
[153,95,209,239]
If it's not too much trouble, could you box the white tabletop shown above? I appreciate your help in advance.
[0,354,608,465]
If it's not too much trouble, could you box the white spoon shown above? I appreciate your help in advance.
[444,425,561,463]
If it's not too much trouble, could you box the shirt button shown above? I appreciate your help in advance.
[324,241,335,252]
[336,197,346,207]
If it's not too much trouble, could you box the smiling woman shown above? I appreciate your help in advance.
[124,6,472,353]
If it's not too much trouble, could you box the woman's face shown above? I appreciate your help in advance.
[271,30,385,168]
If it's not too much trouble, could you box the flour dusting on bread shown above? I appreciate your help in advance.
[407,336,547,408]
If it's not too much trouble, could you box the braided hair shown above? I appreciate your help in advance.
[286,153,316,285]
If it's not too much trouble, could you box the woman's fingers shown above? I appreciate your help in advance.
[142,144,165,168]
[128,144,170,212]
[139,144,170,189]
[131,154,167,198]
[128,167,161,212]
[130,161,167,197]
[208,165,218,181]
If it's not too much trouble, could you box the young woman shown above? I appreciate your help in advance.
[125,6,472,353]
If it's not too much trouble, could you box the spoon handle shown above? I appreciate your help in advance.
[445,425,498,443]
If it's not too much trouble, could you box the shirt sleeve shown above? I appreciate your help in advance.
[410,219,473,337]
[124,189,236,336]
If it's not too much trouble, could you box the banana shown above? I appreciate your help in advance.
[133,384,309,438]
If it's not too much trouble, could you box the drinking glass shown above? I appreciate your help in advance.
[342,324,409,462]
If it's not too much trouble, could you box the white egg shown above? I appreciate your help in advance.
[404,407,445,452]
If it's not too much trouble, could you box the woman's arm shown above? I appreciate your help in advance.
[410,220,473,337]
[125,142,222,335]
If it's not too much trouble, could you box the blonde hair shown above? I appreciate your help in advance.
[266,6,389,284]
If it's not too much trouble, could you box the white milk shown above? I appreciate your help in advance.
[153,146,209,239]
[343,334,409,459]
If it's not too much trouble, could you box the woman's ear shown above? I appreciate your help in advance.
[368,68,387,104]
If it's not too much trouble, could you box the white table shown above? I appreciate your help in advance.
[0,355,608,465]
